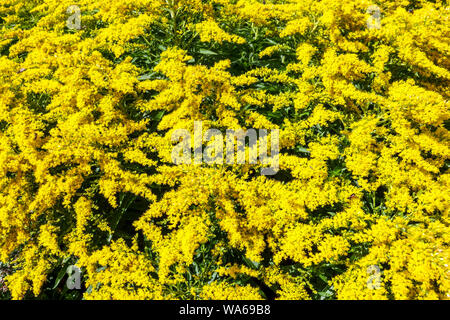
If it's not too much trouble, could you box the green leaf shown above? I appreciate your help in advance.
[198,49,218,55]
[242,256,260,269]
[51,257,71,290]
[296,146,310,153]
[138,72,156,81]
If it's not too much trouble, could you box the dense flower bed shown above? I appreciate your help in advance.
[0,0,449,300]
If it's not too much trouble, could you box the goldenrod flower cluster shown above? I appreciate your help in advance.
[0,0,448,300]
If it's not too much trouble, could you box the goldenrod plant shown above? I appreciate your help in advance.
[0,0,448,300]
